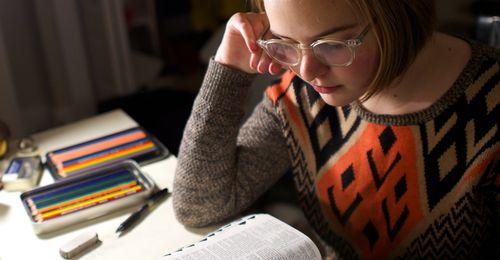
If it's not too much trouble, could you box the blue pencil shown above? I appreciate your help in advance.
[30,169,133,201]
[32,175,137,208]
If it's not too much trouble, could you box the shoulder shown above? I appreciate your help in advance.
[461,40,500,87]
[265,70,300,105]
[460,40,500,114]
[469,40,500,62]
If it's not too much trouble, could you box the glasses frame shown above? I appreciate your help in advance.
[257,25,371,67]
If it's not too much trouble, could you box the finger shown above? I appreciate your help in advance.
[257,54,273,74]
[232,13,269,53]
[269,62,283,75]
[250,52,261,71]
[231,14,260,53]
[250,44,267,71]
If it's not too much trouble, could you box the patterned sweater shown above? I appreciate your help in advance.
[173,40,499,259]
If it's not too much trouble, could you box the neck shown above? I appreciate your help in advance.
[361,33,471,115]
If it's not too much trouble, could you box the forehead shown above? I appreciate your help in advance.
[263,0,359,40]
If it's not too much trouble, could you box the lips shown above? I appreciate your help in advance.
[311,84,341,94]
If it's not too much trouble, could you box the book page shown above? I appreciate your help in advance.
[161,214,321,260]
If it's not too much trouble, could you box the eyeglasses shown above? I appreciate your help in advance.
[257,25,370,67]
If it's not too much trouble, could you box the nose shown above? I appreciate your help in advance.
[295,50,329,82]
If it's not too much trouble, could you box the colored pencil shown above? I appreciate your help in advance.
[64,148,156,177]
[34,184,144,222]
[60,141,155,175]
[29,169,133,201]
[45,128,162,178]
[31,179,138,212]
[61,138,151,167]
[48,129,146,163]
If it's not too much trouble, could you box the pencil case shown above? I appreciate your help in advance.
[20,160,155,234]
[45,127,169,180]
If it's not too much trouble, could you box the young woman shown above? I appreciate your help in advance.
[173,0,499,258]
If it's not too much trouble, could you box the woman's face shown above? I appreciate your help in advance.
[264,0,380,106]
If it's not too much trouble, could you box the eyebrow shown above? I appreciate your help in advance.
[270,23,359,41]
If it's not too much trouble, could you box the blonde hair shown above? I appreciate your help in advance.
[249,0,436,100]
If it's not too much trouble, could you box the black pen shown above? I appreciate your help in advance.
[115,187,170,235]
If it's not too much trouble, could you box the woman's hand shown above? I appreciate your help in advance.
[214,12,283,75]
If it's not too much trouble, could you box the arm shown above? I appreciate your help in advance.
[173,59,291,227]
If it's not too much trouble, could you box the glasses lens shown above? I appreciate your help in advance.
[313,42,352,66]
[265,42,299,65]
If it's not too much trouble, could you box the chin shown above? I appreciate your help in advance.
[320,94,355,107]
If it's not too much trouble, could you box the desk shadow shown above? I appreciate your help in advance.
[0,203,10,218]
[184,224,221,236]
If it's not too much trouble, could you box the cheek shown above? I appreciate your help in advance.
[331,54,378,89]
[344,49,380,87]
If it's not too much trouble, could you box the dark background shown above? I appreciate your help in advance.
[99,1,240,156]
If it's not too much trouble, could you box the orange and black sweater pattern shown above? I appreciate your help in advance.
[266,41,499,259]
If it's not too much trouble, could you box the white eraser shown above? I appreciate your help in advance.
[59,230,99,259]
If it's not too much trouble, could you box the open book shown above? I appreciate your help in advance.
[161,213,321,259]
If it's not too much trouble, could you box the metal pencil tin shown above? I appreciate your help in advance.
[44,127,170,180]
[20,160,155,235]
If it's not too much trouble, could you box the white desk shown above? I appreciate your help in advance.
[0,110,212,260]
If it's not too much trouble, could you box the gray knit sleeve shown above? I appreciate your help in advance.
[173,59,291,227]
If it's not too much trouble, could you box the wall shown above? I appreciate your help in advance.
[0,0,54,135]
[437,0,476,37]
[0,0,136,138]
